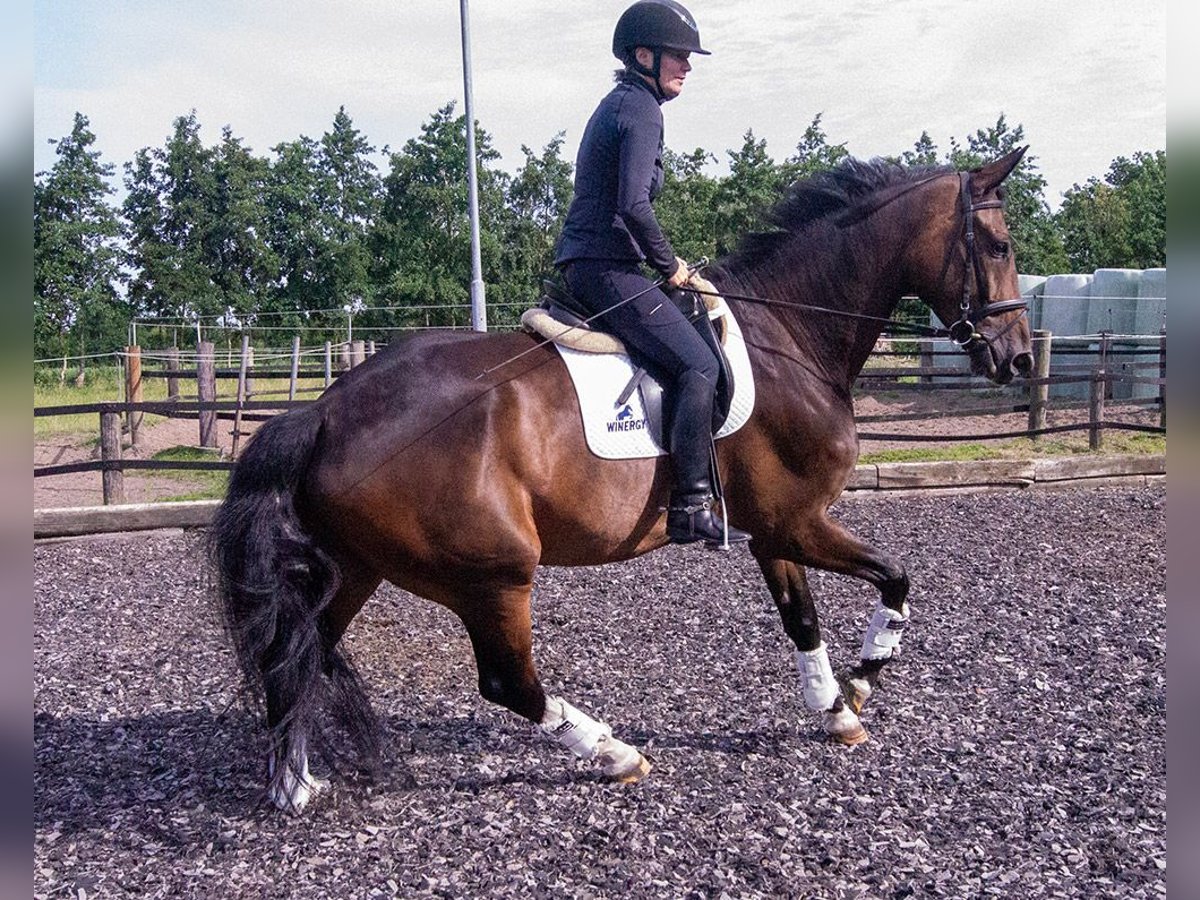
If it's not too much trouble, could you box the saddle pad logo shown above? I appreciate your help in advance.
[608,404,648,433]
[555,299,756,461]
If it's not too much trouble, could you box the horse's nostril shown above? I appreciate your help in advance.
[1012,352,1034,378]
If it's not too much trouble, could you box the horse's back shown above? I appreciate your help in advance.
[300,328,670,584]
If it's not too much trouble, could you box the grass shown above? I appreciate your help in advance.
[34,366,170,438]
[859,432,1166,465]
[149,446,229,502]
[34,364,327,439]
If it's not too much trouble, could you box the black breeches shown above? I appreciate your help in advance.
[563,260,719,494]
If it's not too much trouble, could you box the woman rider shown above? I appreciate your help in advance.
[555,0,750,546]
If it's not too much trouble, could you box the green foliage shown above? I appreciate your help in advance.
[944,115,1069,276]
[1056,150,1165,271]
[371,103,509,329]
[34,104,1165,359]
[34,113,128,359]
[495,135,575,323]
[657,147,719,263]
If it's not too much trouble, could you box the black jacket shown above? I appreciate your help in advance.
[555,75,679,277]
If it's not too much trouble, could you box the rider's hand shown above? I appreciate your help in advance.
[667,257,690,289]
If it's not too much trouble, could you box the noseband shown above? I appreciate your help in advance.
[947,172,1027,348]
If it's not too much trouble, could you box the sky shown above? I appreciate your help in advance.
[33,0,1168,213]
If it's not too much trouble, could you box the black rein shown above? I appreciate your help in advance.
[699,170,1028,347]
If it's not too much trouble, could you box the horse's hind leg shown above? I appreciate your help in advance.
[457,586,650,782]
[267,565,382,814]
[754,556,867,745]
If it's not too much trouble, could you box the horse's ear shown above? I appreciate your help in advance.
[971,146,1028,195]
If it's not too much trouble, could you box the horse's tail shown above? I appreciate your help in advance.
[209,407,379,791]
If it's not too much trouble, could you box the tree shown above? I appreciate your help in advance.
[122,112,219,320]
[34,113,127,361]
[946,114,1068,275]
[900,131,939,168]
[207,127,276,318]
[782,113,849,182]
[264,135,329,327]
[497,135,574,319]
[371,103,508,328]
[1105,150,1165,269]
[712,130,787,256]
[1055,150,1165,272]
[656,146,719,265]
[316,108,380,317]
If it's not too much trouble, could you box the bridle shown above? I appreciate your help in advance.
[946,171,1027,349]
[689,170,1028,349]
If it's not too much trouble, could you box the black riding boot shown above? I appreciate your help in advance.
[665,371,752,546]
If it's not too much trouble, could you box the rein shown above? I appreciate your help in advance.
[685,286,953,340]
[704,170,1027,348]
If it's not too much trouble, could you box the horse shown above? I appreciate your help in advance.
[211,148,1034,814]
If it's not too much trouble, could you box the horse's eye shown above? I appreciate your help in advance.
[991,240,1010,259]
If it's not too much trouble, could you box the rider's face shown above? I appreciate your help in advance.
[634,47,692,99]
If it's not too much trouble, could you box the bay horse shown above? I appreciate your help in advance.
[212,148,1033,813]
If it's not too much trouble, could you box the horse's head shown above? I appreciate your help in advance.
[906,147,1034,385]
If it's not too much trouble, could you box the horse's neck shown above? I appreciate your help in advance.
[719,244,902,388]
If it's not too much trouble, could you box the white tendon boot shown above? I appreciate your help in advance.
[794,642,867,746]
[539,696,651,782]
[267,739,327,815]
[846,601,912,711]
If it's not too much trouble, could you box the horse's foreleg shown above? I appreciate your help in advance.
[459,589,650,783]
[785,514,911,715]
[754,556,867,745]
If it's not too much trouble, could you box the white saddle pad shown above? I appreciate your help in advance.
[555,298,756,460]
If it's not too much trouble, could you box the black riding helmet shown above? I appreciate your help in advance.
[612,0,710,97]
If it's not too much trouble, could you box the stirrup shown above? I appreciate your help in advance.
[667,495,751,547]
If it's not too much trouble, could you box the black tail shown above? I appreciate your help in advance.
[209,407,379,792]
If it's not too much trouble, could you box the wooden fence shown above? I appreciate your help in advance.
[34,329,1166,506]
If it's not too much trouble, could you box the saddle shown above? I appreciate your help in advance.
[522,276,737,438]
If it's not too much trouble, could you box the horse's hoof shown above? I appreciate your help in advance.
[596,734,652,783]
[830,723,869,746]
[269,773,328,815]
[842,676,872,714]
[824,706,869,746]
[608,753,652,784]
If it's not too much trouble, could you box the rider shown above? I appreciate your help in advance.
[555,0,750,546]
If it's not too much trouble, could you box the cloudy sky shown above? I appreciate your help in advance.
[34,0,1167,211]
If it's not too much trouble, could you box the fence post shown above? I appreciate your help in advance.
[100,410,125,505]
[919,339,934,384]
[1088,364,1106,451]
[324,341,332,388]
[367,340,376,357]
[350,340,366,368]
[166,347,180,400]
[1098,331,1112,400]
[1159,329,1166,429]
[124,345,143,447]
[1028,329,1051,440]
[245,344,255,401]
[289,335,301,401]
[232,334,250,458]
[197,341,217,449]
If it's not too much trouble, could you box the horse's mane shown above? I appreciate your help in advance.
[721,157,954,271]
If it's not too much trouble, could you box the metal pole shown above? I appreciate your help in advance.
[460,0,487,332]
